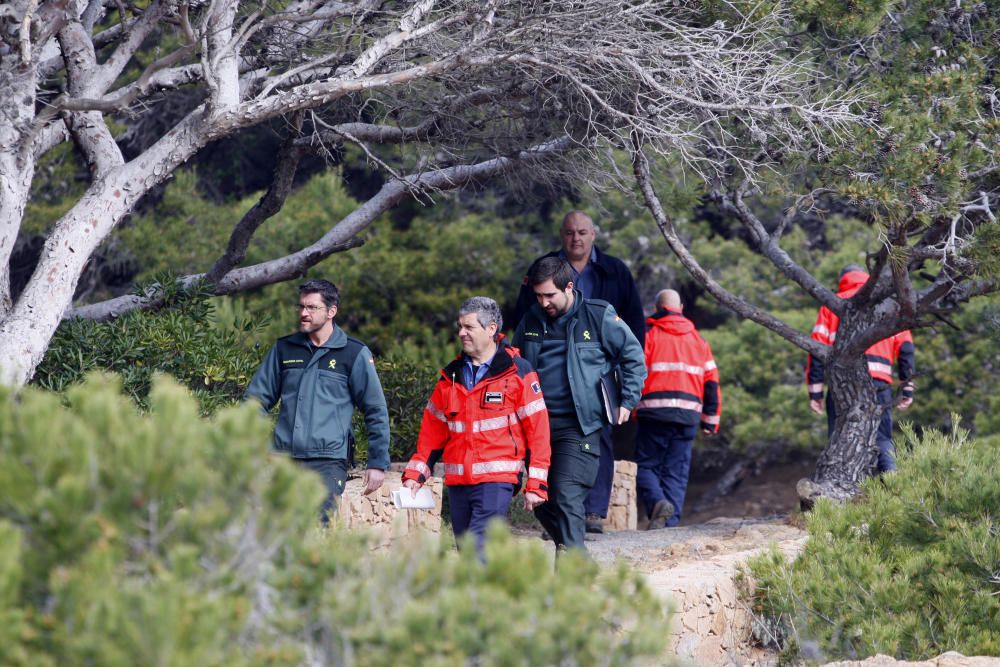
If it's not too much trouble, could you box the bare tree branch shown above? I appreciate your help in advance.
[204,136,307,285]
[632,142,827,358]
[713,185,842,312]
[65,136,575,322]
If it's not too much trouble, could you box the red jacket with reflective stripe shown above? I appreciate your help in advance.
[403,340,551,498]
[806,271,916,399]
[636,311,722,433]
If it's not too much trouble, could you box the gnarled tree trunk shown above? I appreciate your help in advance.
[798,355,882,507]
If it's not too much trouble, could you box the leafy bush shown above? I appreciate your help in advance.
[745,423,1000,662]
[352,354,440,464]
[33,278,267,416]
[0,374,669,666]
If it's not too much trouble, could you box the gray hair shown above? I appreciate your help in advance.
[458,296,503,337]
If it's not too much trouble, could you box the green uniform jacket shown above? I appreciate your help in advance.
[513,293,646,435]
[245,327,391,469]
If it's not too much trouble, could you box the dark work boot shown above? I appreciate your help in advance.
[646,499,675,530]
[585,513,605,534]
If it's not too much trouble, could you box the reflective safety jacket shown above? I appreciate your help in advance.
[806,270,916,400]
[635,310,721,433]
[403,339,551,498]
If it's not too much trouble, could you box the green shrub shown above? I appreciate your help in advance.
[0,374,669,666]
[745,423,1000,662]
[352,354,440,465]
[34,278,266,416]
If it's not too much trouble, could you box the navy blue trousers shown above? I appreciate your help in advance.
[448,482,515,557]
[583,425,614,518]
[635,421,697,528]
[826,383,896,473]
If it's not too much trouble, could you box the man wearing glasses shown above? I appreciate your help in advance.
[246,279,390,522]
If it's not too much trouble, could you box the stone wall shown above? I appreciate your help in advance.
[603,460,639,531]
[338,470,443,546]
[640,523,809,666]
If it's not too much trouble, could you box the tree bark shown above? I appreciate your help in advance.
[797,311,884,508]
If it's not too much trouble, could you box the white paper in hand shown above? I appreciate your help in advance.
[392,486,435,510]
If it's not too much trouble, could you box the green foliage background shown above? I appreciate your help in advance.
[33,163,1000,471]
[0,375,669,666]
[25,0,1000,478]
[746,424,1000,661]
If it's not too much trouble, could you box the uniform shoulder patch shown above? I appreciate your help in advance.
[531,381,542,394]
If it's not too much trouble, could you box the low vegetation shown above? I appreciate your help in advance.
[746,424,1000,662]
[0,375,668,666]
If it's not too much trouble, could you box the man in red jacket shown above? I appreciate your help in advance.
[403,296,551,556]
[635,290,721,529]
[806,265,916,473]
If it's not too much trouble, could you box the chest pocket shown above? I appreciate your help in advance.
[479,380,512,412]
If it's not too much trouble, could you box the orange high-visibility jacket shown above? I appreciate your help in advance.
[806,270,916,400]
[403,339,551,498]
[635,310,722,433]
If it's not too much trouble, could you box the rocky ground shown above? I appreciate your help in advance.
[516,517,999,667]
[517,517,808,666]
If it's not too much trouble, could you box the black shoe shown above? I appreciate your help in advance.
[646,499,674,530]
[585,513,605,534]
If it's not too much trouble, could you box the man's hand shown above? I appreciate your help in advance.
[523,491,544,511]
[809,399,824,415]
[701,428,714,436]
[363,468,385,495]
[897,396,913,410]
[402,478,421,497]
[616,406,631,425]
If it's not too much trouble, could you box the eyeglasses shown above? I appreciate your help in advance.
[296,304,329,313]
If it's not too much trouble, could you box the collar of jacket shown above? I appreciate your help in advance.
[285,325,347,350]
[441,337,517,382]
[649,308,683,321]
[550,245,612,277]
[647,309,694,334]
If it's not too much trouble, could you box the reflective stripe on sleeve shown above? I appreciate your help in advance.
[808,383,824,394]
[447,421,466,433]
[650,362,705,376]
[867,361,892,376]
[426,401,447,422]
[443,463,465,475]
[528,466,548,481]
[636,397,703,412]
[701,414,720,425]
[405,460,431,477]
[812,325,835,342]
[516,398,547,420]
[471,460,524,475]
[705,360,717,371]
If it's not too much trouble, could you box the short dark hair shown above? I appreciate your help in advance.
[299,279,340,308]
[527,257,573,290]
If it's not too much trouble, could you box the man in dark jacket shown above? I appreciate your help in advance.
[635,289,721,529]
[513,258,646,551]
[245,279,390,522]
[514,211,645,534]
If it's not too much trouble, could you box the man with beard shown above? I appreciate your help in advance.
[246,279,390,522]
[513,258,645,551]
[514,211,645,534]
